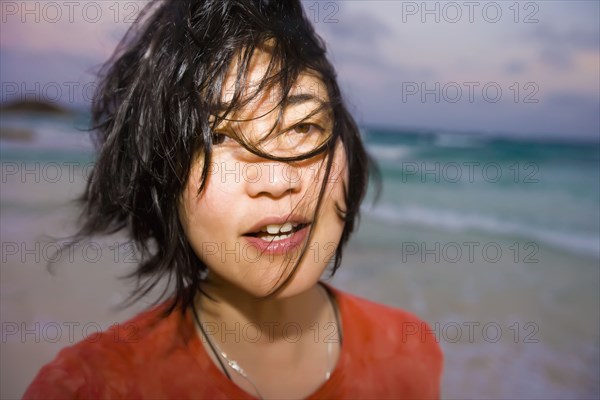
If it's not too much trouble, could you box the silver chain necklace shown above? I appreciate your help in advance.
[196,284,338,399]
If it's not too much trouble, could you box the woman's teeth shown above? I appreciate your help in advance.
[258,232,294,242]
[255,222,302,241]
[262,222,295,234]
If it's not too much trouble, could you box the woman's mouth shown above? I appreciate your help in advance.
[244,222,310,241]
[242,221,311,256]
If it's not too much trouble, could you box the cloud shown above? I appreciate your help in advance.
[319,11,392,45]
[527,25,599,72]
[315,7,435,91]
[530,26,600,51]
[0,1,133,61]
[1,47,101,107]
[539,49,574,71]
[504,61,528,75]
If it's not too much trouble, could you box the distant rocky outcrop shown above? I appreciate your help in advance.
[0,127,34,142]
[0,100,76,115]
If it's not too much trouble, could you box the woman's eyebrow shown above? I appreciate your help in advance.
[285,93,325,106]
[215,92,323,112]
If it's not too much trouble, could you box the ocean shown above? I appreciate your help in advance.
[1,113,599,398]
[360,127,600,260]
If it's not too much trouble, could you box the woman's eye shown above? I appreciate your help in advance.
[211,131,229,145]
[292,123,318,135]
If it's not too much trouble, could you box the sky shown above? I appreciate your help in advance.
[1,0,599,141]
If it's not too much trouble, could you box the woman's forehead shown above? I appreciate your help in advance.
[219,48,329,119]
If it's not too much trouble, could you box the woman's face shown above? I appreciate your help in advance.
[178,49,349,298]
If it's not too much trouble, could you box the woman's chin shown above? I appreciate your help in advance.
[228,274,320,300]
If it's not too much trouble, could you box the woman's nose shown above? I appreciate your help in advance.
[244,161,301,199]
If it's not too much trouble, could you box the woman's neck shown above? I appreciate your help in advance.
[196,279,330,345]
[193,279,341,399]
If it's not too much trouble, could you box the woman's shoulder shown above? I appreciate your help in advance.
[23,297,188,399]
[64,297,185,359]
[323,283,444,397]
[326,283,443,363]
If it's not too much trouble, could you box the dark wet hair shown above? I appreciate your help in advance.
[52,0,380,317]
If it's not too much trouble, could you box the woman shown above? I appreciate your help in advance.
[24,0,442,398]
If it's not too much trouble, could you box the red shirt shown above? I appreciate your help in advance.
[24,284,443,399]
